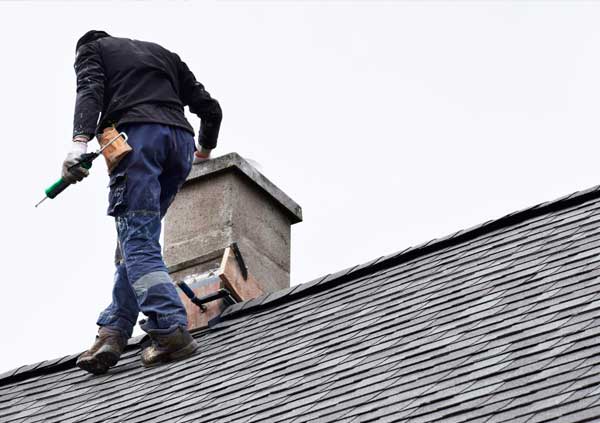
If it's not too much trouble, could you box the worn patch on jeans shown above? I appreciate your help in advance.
[132,271,172,297]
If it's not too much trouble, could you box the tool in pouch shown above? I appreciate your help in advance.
[35,129,130,208]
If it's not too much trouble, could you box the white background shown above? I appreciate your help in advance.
[1,1,599,372]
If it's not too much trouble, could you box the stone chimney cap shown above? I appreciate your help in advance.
[188,153,303,224]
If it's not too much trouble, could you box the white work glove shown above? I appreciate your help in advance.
[62,140,90,184]
[193,144,212,165]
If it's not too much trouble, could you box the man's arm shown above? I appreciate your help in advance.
[62,42,104,184]
[178,59,222,151]
[73,42,105,140]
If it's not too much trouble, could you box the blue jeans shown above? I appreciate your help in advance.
[96,123,194,338]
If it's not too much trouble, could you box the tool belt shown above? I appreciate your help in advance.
[97,127,132,173]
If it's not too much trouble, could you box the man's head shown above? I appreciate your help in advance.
[76,30,111,52]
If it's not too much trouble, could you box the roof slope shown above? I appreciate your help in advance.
[2,186,600,422]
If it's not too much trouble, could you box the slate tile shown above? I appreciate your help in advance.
[352,256,385,274]
[238,293,269,311]
[259,285,296,306]
[378,247,412,265]
[11,363,45,379]
[291,275,329,296]
[571,185,600,198]
[441,398,512,423]
[525,397,600,423]
[0,366,23,381]
[138,397,201,423]
[220,301,246,317]
[3,404,45,422]
[317,265,360,287]
[55,354,80,366]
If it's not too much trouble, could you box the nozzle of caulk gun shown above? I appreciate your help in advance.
[35,131,128,208]
[35,152,99,208]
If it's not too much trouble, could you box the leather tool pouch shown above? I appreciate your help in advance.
[98,127,132,174]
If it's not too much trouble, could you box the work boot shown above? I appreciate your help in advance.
[141,326,198,367]
[76,327,128,375]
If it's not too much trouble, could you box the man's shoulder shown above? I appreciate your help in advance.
[97,37,180,63]
[99,37,173,53]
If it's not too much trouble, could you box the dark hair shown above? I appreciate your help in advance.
[76,30,111,52]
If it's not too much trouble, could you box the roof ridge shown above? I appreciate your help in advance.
[0,333,151,386]
[219,184,600,321]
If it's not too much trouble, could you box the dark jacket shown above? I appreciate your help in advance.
[73,37,222,149]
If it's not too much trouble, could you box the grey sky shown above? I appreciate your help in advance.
[1,1,598,372]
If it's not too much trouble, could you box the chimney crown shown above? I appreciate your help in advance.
[164,153,302,330]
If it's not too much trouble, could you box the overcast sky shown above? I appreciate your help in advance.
[2,1,600,373]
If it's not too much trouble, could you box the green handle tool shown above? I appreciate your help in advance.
[35,132,128,208]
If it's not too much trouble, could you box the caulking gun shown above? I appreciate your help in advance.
[35,132,128,208]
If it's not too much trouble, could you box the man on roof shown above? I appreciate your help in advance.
[63,30,222,374]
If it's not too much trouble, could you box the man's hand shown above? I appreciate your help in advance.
[193,145,212,165]
[62,140,90,183]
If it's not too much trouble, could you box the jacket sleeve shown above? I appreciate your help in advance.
[178,59,222,149]
[73,42,105,139]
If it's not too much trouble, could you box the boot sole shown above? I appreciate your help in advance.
[142,340,199,368]
[77,357,110,375]
[77,347,121,375]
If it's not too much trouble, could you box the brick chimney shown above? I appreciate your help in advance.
[164,153,302,329]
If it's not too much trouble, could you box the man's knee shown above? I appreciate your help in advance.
[132,271,172,299]
[116,211,162,244]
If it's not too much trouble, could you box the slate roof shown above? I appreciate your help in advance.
[3,185,600,422]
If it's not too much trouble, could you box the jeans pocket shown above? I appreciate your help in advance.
[107,172,127,216]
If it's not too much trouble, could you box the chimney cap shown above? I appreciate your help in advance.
[188,153,303,224]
